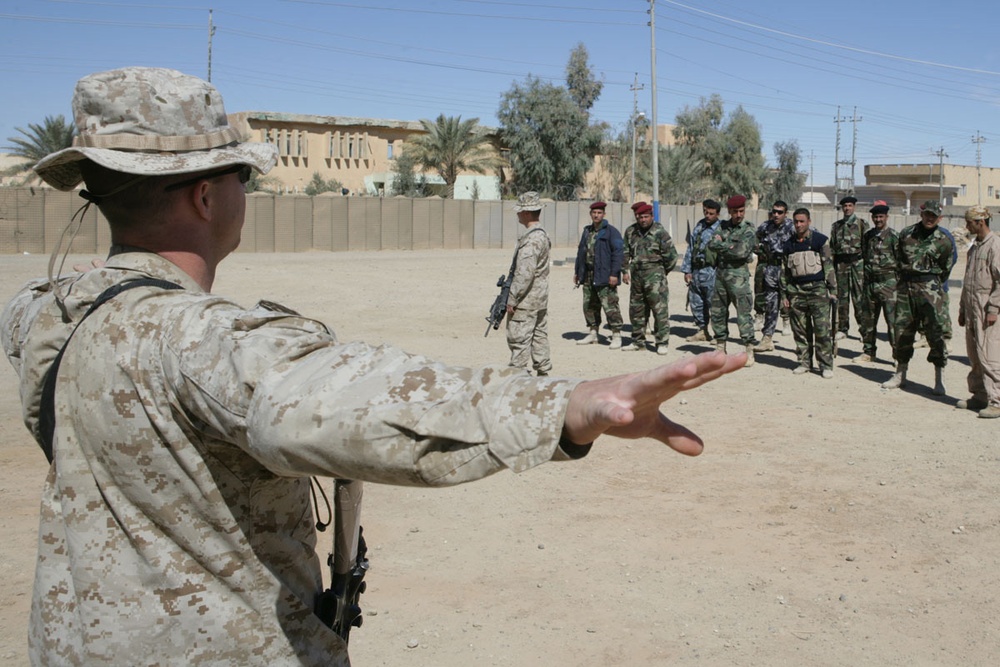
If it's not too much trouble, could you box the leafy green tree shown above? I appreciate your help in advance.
[3,114,76,180]
[565,43,603,113]
[497,75,603,199]
[245,170,281,194]
[715,106,766,200]
[389,148,430,197]
[636,144,712,205]
[304,171,343,196]
[762,140,806,205]
[404,114,498,198]
[670,95,765,201]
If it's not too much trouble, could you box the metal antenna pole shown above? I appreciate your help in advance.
[972,131,986,205]
[207,9,216,82]
[648,0,659,220]
[629,73,645,203]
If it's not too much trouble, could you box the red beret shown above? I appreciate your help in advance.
[636,203,653,215]
[630,201,647,211]
[590,201,607,210]
[726,194,746,209]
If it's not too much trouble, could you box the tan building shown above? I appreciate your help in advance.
[229,112,501,199]
[864,163,1000,213]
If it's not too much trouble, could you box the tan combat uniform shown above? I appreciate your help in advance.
[506,226,552,373]
[2,252,582,665]
[959,231,1000,407]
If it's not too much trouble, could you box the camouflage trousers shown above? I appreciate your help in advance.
[755,263,785,336]
[894,279,949,367]
[506,308,552,374]
[861,274,897,358]
[919,289,953,340]
[581,281,623,332]
[687,267,716,329]
[710,266,754,345]
[787,282,835,371]
[835,259,870,335]
[629,266,670,344]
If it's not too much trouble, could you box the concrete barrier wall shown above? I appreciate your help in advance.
[0,188,961,255]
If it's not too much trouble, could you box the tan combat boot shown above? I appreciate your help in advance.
[933,366,946,396]
[577,328,598,345]
[686,329,709,342]
[609,332,623,349]
[881,363,908,389]
[715,339,728,353]
[754,335,774,352]
[744,343,755,367]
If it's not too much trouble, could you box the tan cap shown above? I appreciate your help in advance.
[965,205,991,223]
[34,67,277,191]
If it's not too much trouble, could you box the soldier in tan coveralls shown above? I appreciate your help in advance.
[0,68,745,666]
[505,192,552,375]
[957,206,1000,418]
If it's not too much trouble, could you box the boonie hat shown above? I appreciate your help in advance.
[965,205,991,222]
[920,200,943,216]
[513,191,544,212]
[34,67,277,191]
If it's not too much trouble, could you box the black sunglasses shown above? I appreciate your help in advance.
[770,209,786,215]
[164,164,252,192]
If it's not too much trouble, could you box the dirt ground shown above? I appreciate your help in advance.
[0,247,997,666]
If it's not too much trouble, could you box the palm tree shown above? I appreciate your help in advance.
[406,115,499,198]
[4,115,77,183]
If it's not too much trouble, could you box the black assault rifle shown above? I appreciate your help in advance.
[315,479,369,644]
[484,272,513,337]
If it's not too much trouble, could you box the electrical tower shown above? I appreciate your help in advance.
[972,131,987,205]
[833,106,862,202]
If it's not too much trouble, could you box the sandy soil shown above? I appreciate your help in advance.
[0,248,997,666]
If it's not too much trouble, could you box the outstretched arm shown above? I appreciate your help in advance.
[561,350,746,456]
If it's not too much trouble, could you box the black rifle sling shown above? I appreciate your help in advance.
[38,278,183,463]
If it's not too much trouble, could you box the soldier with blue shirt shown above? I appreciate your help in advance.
[682,199,721,343]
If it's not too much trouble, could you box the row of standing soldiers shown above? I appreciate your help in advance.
[572,195,958,386]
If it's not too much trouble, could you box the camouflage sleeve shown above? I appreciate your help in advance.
[821,240,837,292]
[660,231,678,273]
[164,302,581,485]
[622,227,634,271]
[507,237,538,308]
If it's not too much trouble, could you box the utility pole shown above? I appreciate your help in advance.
[809,149,815,204]
[933,146,948,204]
[207,9,216,82]
[833,106,861,202]
[629,73,645,203]
[972,131,987,205]
[648,0,659,221]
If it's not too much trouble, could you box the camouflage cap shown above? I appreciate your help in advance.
[513,191,544,212]
[34,67,277,191]
[920,200,943,216]
[965,205,991,223]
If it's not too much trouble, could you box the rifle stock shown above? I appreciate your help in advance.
[315,479,368,643]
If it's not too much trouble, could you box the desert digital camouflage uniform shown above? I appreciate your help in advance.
[781,229,837,371]
[830,212,871,335]
[506,227,552,373]
[1,252,582,666]
[624,221,678,346]
[754,218,794,337]
[894,223,955,367]
[861,226,900,358]
[707,218,757,345]
[959,228,1000,408]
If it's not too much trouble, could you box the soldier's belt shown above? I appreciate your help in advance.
[718,258,749,268]
[834,253,861,263]
[901,272,940,283]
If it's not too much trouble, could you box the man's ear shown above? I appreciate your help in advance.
[185,180,213,222]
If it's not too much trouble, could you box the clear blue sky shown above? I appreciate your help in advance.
[3,0,999,188]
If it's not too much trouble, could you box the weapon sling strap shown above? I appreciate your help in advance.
[506,226,546,280]
[38,278,184,463]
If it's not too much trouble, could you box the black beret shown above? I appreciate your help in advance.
[839,196,858,205]
[869,204,889,215]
